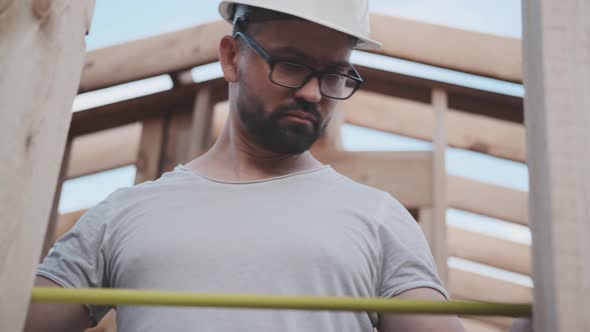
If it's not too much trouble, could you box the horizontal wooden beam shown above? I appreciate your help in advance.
[79,21,230,92]
[69,78,227,138]
[448,226,531,276]
[449,268,532,303]
[67,123,141,179]
[369,14,522,83]
[344,91,526,162]
[80,16,522,95]
[448,175,528,226]
[356,65,524,124]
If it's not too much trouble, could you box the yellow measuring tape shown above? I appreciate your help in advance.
[31,288,531,317]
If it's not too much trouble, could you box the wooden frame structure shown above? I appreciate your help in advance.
[1,3,588,332]
[0,1,96,332]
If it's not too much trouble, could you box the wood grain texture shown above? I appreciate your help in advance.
[160,102,194,173]
[187,87,214,159]
[522,0,590,330]
[448,175,528,226]
[79,20,230,92]
[370,14,522,83]
[431,88,449,284]
[67,123,141,179]
[449,269,532,304]
[344,91,527,162]
[448,226,531,276]
[42,140,72,258]
[78,15,522,94]
[135,118,165,184]
[0,0,94,330]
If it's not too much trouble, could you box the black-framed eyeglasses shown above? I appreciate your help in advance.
[234,32,363,100]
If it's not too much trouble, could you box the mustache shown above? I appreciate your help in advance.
[272,101,321,122]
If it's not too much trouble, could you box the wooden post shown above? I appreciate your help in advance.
[522,0,590,331]
[160,99,195,173]
[135,117,166,184]
[0,0,95,331]
[187,87,214,159]
[430,88,449,284]
[41,140,72,258]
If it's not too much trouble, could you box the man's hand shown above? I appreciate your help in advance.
[378,288,466,332]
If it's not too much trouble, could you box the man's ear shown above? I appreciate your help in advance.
[219,36,239,83]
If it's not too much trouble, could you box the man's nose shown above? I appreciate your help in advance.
[293,77,322,103]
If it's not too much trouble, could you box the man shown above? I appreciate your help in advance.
[26,1,466,331]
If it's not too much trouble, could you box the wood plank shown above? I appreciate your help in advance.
[448,226,531,276]
[370,14,522,83]
[448,175,528,226]
[42,141,72,258]
[79,16,522,94]
[160,103,194,173]
[79,21,230,92]
[187,87,214,159]
[135,117,166,184]
[431,89,449,283]
[69,78,227,139]
[67,123,141,179]
[344,90,526,162]
[0,1,94,330]
[357,65,524,124]
[449,268,532,304]
[522,0,590,331]
[314,151,433,208]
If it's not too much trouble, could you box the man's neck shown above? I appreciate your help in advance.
[183,116,324,182]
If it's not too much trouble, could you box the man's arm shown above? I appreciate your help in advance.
[23,276,91,332]
[378,287,466,332]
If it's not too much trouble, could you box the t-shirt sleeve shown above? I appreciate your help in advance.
[376,193,449,299]
[36,198,115,325]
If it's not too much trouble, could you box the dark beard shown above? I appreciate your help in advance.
[236,92,327,154]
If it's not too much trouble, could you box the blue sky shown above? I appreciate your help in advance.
[62,1,531,285]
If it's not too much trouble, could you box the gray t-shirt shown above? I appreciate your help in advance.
[38,165,446,331]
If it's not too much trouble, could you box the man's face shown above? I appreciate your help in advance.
[234,19,354,154]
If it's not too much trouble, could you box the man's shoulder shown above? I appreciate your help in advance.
[327,167,392,200]
[99,167,193,209]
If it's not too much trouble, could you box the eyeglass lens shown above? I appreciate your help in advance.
[270,62,357,99]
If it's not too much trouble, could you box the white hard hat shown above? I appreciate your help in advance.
[218,0,382,50]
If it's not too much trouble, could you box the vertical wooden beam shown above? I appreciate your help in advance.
[135,117,166,184]
[522,0,590,331]
[431,88,449,284]
[160,99,194,173]
[187,87,214,159]
[41,140,72,258]
[0,0,95,331]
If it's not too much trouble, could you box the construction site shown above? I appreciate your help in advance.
[1,1,588,332]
